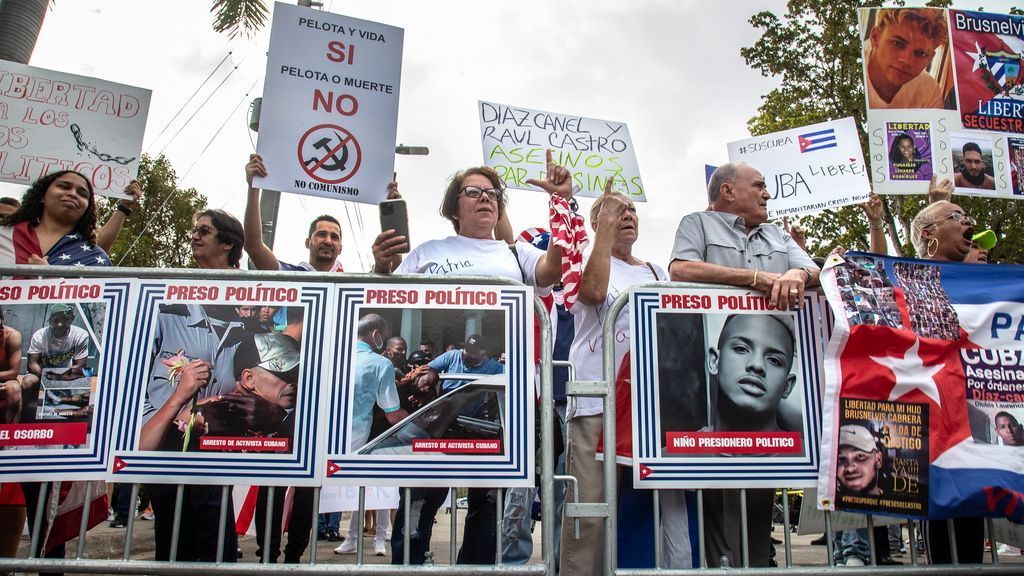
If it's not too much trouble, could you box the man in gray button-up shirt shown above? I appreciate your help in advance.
[669,162,818,310]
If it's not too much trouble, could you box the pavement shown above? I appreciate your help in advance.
[12,512,1024,572]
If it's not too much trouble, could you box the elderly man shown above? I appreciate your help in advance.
[954,143,996,190]
[864,8,949,109]
[669,162,818,568]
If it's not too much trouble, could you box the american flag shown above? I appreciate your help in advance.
[0,221,110,269]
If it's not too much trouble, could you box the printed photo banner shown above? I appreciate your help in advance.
[478,100,646,201]
[0,279,130,481]
[727,117,869,218]
[254,2,403,204]
[0,61,151,199]
[629,285,824,488]
[325,283,535,487]
[818,252,1024,523]
[863,8,1024,198]
[109,279,330,486]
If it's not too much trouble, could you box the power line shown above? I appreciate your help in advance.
[144,52,233,154]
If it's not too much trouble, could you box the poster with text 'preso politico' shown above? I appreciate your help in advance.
[863,8,1024,198]
[254,2,403,204]
[0,279,130,481]
[479,101,646,201]
[727,117,869,218]
[629,285,825,488]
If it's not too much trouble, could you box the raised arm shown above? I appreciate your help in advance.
[525,150,573,287]
[861,192,887,254]
[578,180,626,306]
[96,181,142,252]
[243,154,281,271]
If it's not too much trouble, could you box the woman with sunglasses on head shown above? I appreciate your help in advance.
[372,150,570,286]
[909,200,986,565]
[0,170,109,575]
[370,151,575,566]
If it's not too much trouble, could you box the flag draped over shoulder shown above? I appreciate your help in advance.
[817,252,1024,523]
[0,222,109,268]
[42,480,108,553]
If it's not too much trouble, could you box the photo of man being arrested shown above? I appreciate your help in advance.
[139,303,304,453]
[349,308,508,456]
[861,7,954,110]
[658,312,805,455]
[0,303,105,433]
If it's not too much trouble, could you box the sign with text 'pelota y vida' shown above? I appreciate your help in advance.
[727,117,869,218]
[0,61,150,200]
[479,101,646,201]
[254,2,402,204]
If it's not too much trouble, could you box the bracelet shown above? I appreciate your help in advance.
[116,204,133,217]
[750,269,759,288]
[868,220,885,230]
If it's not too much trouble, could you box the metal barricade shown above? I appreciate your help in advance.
[0,266,556,576]
[556,281,1022,576]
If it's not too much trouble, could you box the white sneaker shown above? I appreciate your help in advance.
[374,539,387,556]
[844,557,866,566]
[334,539,357,555]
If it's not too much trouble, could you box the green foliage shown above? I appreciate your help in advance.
[210,0,269,39]
[742,0,1024,264]
[96,155,208,268]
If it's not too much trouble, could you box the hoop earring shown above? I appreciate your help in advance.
[926,237,938,258]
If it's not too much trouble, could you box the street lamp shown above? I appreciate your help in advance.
[395,144,429,155]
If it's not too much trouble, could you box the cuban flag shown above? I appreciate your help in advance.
[798,128,837,153]
[818,252,1024,524]
[0,221,110,269]
[950,9,1024,119]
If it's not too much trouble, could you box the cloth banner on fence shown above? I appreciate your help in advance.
[817,252,1024,523]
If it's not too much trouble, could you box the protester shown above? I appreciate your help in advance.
[141,209,244,563]
[0,308,24,561]
[864,8,949,109]
[0,170,110,574]
[965,229,996,264]
[909,200,986,565]
[669,162,817,567]
[371,152,573,565]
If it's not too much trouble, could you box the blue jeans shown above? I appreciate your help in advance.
[501,487,535,564]
[318,512,340,532]
[834,529,870,564]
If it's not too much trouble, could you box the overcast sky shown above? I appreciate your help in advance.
[3,0,1015,270]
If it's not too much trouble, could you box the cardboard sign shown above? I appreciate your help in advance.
[479,101,645,201]
[254,2,403,204]
[727,117,869,218]
[0,61,150,199]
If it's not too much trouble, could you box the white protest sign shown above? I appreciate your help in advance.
[254,2,402,204]
[479,101,646,201]
[727,117,869,218]
[319,485,401,513]
[0,61,150,199]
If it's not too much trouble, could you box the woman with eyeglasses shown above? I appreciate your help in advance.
[909,200,986,565]
[370,152,574,566]
[372,152,570,285]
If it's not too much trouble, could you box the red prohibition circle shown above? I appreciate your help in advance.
[297,123,362,184]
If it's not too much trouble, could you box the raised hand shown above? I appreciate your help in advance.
[246,154,267,187]
[526,149,573,199]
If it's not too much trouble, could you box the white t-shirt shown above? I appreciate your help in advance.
[397,235,544,285]
[569,256,666,417]
[28,325,89,369]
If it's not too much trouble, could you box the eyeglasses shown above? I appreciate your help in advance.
[190,225,215,237]
[930,211,976,228]
[460,186,502,200]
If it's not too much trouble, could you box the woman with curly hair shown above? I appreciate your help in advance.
[0,170,108,267]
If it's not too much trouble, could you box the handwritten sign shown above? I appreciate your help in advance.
[727,117,869,218]
[478,101,645,201]
[0,61,150,199]
[254,2,403,204]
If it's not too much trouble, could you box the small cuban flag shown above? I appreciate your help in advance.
[798,128,837,153]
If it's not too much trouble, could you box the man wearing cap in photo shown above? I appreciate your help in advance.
[966,229,996,264]
[20,303,89,422]
[837,424,884,497]
[426,333,504,393]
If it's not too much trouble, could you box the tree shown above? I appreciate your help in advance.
[742,0,1024,264]
[96,154,208,268]
[210,0,269,39]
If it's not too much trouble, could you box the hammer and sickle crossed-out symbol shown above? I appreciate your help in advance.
[303,131,349,172]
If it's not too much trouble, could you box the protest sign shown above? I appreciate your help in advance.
[254,2,402,204]
[862,8,1024,197]
[109,280,330,485]
[0,61,150,199]
[478,101,645,200]
[817,252,1024,522]
[727,117,869,218]
[324,283,534,487]
[796,488,902,535]
[629,285,824,488]
[0,279,129,481]
[319,485,400,513]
